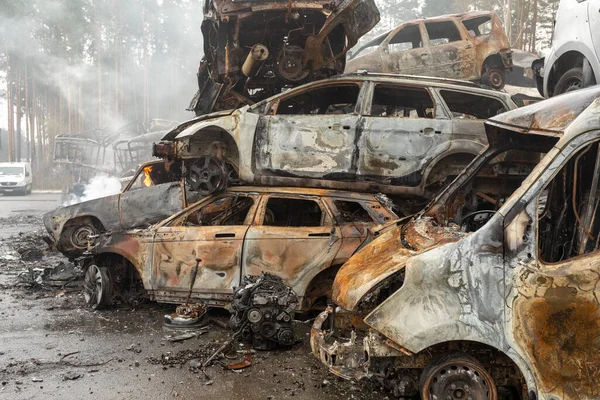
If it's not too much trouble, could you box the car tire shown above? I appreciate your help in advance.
[83,264,113,309]
[554,67,584,95]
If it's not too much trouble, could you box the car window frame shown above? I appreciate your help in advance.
[382,22,424,54]
[253,193,332,227]
[534,136,600,265]
[436,88,509,120]
[422,19,466,47]
[164,192,259,228]
[363,81,439,119]
[266,81,364,116]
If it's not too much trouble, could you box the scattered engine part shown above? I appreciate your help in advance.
[163,302,207,328]
[230,273,298,350]
[242,44,269,77]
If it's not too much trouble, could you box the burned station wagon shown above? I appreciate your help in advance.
[155,73,517,200]
[345,11,513,90]
[44,160,202,258]
[311,87,600,399]
[83,187,397,311]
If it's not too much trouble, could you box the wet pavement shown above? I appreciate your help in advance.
[0,199,385,400]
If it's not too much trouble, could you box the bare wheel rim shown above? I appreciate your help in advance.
[487,70,504,89]
[71,225,96,249]
[83,265,104,308]
[422,358,497,400]
[563,77,583,93]
[188,156,227,195]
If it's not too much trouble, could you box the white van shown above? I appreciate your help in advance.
[0,162,32,195]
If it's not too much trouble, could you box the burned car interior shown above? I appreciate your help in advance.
[271,83,360,115]
[430,128,557,231]
[539,141,600,263]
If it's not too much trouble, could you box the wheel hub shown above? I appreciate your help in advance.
[72,225,96,249]
[423,358,496,400]
[188,156,228,195]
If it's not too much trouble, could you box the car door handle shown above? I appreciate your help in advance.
[420,52,429,57]
[421,127,442,134]
[342,125,351,130]
[215,233,235,238]
[308,232,331,237]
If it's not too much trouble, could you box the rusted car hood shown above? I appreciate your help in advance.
[332,217,466,310]
[486,85,600,136]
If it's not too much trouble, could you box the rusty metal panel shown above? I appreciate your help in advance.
[255,114,360,178]
[242,225,343,302]
[151,225,249,298]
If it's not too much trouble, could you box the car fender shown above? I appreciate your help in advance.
[544,40,600,96]
[421,140,485,183]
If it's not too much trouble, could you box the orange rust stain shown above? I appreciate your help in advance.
[514,294,600,398]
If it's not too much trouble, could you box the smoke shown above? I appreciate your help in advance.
[1,0,204,133]
[63,174,122,206]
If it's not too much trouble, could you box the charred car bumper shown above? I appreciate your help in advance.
[310,306,405,380]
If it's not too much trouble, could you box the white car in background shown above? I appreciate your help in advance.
[533,0,600,97]
[0,162,33,195]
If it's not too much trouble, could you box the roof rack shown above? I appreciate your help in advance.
[341,71,486,89]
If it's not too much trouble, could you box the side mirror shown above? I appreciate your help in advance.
[25,172,30,177]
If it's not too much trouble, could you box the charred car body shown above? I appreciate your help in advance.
[83,187,397,311]
[312,87,600,399]
[44,160,202,258]
[158,73,518,202]
[189,0,380,116]
[345,12,513,90]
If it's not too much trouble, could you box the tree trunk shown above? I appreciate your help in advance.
[6,51,14,162]
[16,66,22,161]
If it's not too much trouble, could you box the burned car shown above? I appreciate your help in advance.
[157,73,517,200]
[44,160,202,258]
[189,0,380,116]
[345,12,513,90]
[311,87,600,398]
[83,187,397,311]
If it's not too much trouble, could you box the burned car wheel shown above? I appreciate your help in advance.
[83,264,113,310]
[420,353,497,400]
[188,156,228,195]
[67,224,99,251]
[554,67,584,95]
[482,69,505,90]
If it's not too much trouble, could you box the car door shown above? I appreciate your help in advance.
[423,19,475,80]
[381,23,430,76]
[254,82,363,181]
[119,161,187,230]
[151,193,258,301]
[358,82,453,187]
[241,194,342,297]
[507,137,600,397]
[324,198,384,265]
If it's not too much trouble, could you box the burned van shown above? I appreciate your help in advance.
[312,87,600,399]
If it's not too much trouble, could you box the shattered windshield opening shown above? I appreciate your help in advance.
[424,129,558,230]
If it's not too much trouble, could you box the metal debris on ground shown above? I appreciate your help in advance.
[226,353,252,371]
[164,329,209,343]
